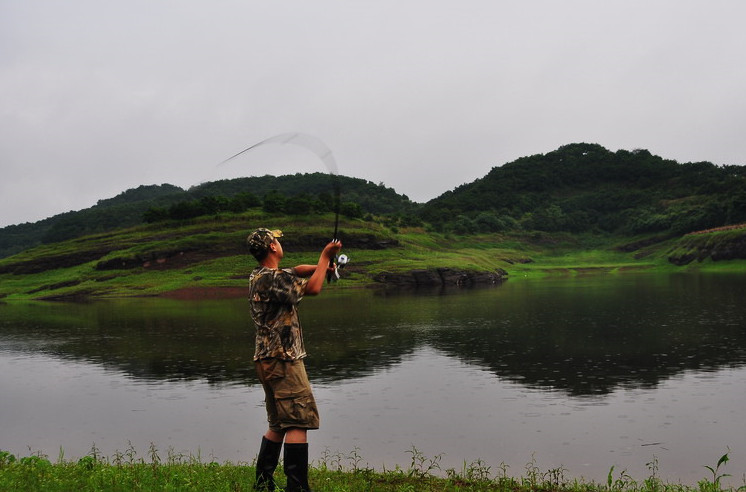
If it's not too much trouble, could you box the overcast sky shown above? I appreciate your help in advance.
[2,1,745,227]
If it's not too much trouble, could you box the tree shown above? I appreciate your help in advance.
[285,194,314,215]
[143,207,169,223]
[168,201,201,221]
[451,215,475,235]
[474,211,504,233]
[340,201,363,219]
[229,192,261,212]
[262,191,287,213]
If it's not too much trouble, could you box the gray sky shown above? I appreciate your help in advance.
[2,1,745,227]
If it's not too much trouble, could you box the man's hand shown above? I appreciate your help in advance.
[323,240,342,259]
[305,240,343,295]
[324,240,343,283]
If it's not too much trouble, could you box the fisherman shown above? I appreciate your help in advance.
[247,228,341,492]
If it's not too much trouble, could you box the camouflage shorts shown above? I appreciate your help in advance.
[255,358,320,432]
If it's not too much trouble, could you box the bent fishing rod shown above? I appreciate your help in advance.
[218,132,347,281]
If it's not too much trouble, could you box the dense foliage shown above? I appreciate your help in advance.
[138,173,412,223]
[421,143,746,235]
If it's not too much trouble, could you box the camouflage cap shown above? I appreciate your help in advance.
[247,228,283,259]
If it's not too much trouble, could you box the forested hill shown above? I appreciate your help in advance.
[0,184,185,259]
[0,174,415,259]
[422,143,746,235]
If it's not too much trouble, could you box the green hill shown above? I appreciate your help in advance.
[4,143,745,260]
[2,143,746,300]
[421,143,746,236]
[0,175,417,259]
[0,184,186,259]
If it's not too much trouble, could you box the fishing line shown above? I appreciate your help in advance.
[218,132,338,175]
[218,132,341,239]
[218,132,345,280]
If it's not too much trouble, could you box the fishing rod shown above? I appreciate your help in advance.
[218,132,347,281]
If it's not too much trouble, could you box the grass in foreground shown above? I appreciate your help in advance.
[1,446,744,492]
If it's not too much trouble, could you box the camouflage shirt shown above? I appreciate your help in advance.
[249,266,309,361]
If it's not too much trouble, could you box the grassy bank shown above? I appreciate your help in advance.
[1,212,745,301]
[1,446,742,492]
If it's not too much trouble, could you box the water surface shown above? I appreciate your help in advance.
[1,273,744,484]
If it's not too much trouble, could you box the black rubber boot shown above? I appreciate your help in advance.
[283,442,312,492]
[254,437,283,491]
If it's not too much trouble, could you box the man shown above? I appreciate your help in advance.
[247,227,342,492]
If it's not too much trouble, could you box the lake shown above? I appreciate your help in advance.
[1,272,745,485]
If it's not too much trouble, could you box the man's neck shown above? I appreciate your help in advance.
[260,256,280,270]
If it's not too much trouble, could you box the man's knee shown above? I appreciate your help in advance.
[264,429,285,443]
[284,427,308,444]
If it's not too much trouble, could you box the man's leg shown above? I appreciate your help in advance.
[254,359,286,491]
[261,360,316,491]
[255,430,284,491]
[283,428,311,492]
[265,429,286,442]
[284,428,307,443]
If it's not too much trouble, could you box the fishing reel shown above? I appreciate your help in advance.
[327,254,349,283]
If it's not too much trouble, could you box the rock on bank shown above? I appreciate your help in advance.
[373,268,508,287]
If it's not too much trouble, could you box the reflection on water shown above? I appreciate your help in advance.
[1,273,745,484]
[3,273,745,394]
